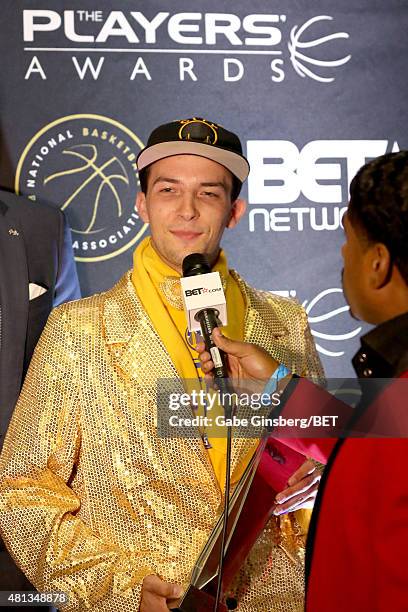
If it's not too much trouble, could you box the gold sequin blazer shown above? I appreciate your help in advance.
[0,271,323,611]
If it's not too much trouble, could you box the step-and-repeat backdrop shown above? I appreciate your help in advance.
[1,1,407,376]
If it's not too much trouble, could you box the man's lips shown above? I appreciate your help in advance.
[170,230,203,240]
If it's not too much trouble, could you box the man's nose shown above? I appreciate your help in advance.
[177,193,199,220]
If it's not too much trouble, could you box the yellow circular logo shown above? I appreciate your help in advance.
[15,114,148,262]
[178,118,218,145]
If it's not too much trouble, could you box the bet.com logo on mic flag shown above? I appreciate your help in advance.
[181,272,227,332]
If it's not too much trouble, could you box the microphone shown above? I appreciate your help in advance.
[182,253,231,402]
[182,254,233,612]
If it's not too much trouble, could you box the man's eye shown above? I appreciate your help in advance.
[202,191,217,197]
[160,187,174,193]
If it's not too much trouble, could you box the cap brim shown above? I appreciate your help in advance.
[137,141,249,182]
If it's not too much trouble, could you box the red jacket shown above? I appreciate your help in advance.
[306,372,408,612]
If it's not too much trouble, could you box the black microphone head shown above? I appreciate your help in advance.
[182,253,212,277]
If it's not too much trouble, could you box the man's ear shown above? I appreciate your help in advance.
[369,243,392,288]
[227,198,247,229]
[136,191,149,223]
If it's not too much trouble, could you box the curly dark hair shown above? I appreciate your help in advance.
[138,165,242,202]
[348,151,408,284]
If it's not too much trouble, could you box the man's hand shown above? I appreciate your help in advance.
[140,575,183,611]
[197,328,279,384]
[273,459,322,515]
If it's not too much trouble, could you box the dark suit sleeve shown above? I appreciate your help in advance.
[53,212,81,306]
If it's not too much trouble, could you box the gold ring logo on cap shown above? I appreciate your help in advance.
[178,118,218,145]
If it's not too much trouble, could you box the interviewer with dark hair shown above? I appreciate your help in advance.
[198,151,408,612]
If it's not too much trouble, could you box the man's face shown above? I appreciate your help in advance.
[136,154,246,272]
[341,212,371,321]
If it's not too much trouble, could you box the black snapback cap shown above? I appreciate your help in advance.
[136,117,249,182]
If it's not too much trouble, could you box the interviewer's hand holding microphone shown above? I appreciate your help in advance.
[197,329,323,515]
[197,327,279,384]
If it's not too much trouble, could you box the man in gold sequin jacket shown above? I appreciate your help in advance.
[0,119,326,612]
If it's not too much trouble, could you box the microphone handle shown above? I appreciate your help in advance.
[195,308,228,380]
[195,306,234,612]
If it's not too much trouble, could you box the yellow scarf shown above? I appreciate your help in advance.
[131,237,246,486]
